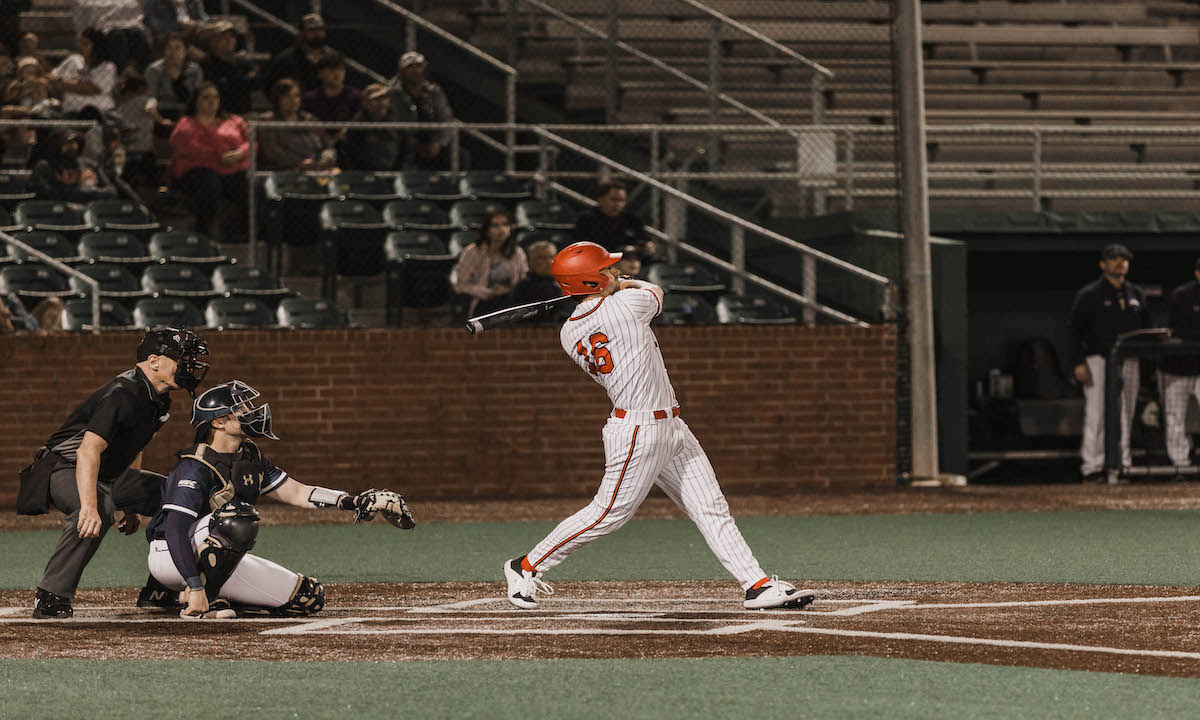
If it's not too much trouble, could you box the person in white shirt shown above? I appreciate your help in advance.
[503,242,817,611]
[51,27,117,114]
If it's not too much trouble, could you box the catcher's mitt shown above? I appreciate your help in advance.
[352,489,416,529]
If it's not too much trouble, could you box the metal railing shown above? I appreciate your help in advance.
[0,231,101,331]
[243,118,893,326]
[513,0,831,171]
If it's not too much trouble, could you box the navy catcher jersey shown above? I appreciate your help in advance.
[145,440,287,540]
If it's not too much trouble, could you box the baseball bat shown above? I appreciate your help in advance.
[465,295,576,334]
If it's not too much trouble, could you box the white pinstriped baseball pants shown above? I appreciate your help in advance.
[1081,355,1140,476]
[1158,371,1200,467]
[525,412,768,590]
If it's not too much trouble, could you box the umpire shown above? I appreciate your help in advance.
[18,328,210,618]
[1066,244,1151,480]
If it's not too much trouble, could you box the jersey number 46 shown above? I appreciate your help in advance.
[575,332,613,375]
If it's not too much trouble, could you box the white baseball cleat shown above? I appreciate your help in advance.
[503,557,553,609]
[743,577,816,610]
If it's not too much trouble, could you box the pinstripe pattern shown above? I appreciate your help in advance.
[526,289,768,590]
[1081,355,1140,475]
[1158,371,1200,466]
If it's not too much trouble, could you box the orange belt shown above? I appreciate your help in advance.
[614,407,680,420]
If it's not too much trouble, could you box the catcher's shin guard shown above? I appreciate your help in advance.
[273,575,325,617]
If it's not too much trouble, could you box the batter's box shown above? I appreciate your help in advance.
[404,596,890,616]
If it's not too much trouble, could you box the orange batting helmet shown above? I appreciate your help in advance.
[551,242,622,296]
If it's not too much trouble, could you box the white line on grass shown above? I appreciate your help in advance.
[895,595,1200,610]
[756,622,1200,661]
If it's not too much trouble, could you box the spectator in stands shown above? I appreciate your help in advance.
[141,0,207,51]
[169,81,249,239]
[613,244,644,279]
[31,129,116,202]
[17,32,46,72]
[1158,258,1200,470]
[451,209,528,318]
[51,27,117,116]
[113,68,158,189]
[0,293,63,334]
[73,0,151,70]
[573,181,657,261]
[1067,244,1152,481]
[509,239,561,309]
[341,82,405,171]
[260,12,326,93]
[4,57,57,162]
[144,31,201,122]
[302,49,360,122]
[258,76,335,171]
[199,20,254,115]
[392,51,465,171]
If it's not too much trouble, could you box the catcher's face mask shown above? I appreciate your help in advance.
[226,380,278,440]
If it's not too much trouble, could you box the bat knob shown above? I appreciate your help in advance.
[465,321,483,335]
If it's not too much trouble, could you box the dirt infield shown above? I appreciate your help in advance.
[3,580,1199,677]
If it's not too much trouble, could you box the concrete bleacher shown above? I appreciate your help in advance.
[450,0,1200,212]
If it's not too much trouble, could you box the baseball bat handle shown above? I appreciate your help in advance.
[466,320,483,335]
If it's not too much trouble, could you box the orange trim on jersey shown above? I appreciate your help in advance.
[647,288,662,317]
[531,425,640,569]
[569,297,606,321]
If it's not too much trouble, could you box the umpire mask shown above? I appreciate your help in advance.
[137,327,210,397]
[191,380,279,441]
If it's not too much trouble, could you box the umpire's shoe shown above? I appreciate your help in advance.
[743,577,816,610]
[137,575,183,610]
[32,588,73,619]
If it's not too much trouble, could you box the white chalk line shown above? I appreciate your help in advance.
[755,622,1200,662]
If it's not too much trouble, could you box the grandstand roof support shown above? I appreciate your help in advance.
[895,0,942,483]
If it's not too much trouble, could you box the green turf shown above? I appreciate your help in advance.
[2,656,1198,719]
[5,510,1200,591]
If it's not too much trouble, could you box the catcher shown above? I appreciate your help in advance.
[137,380,414,619]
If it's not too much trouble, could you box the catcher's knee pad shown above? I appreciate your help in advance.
[275,575,325,617]
[197,542,247,602]
[208,501,260,553]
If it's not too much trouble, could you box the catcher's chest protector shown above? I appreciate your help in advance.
[180,441,273,509]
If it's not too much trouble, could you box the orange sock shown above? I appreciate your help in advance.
[521,556,536,573]
[751,577,770,590]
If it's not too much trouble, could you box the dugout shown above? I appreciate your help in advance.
[772,209,1200,477]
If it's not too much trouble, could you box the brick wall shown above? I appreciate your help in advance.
[0,325,896,505]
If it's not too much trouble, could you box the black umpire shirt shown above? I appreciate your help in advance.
[1163,280,1200,375]
[1066,275,1151,367]
[573,209,649,252]
[43,367,171,482]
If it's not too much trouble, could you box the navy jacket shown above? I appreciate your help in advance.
[1066,275,1151,366]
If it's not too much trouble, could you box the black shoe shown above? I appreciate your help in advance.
[136,575,182,610]
[32,588,73,619]
[1083,471,1107,484]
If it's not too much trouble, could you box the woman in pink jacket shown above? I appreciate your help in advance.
[451,209,528,318]
[169,81,249,239]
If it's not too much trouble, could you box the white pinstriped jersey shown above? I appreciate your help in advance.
[559,288,678,411]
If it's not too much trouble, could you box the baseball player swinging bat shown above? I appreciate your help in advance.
[465,295,576,334]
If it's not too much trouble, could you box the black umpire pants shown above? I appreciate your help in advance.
[38,464,165,599]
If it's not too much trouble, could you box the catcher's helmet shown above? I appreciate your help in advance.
[551,242,623,296]
[137,327,209,397]
[191,380,279,441]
